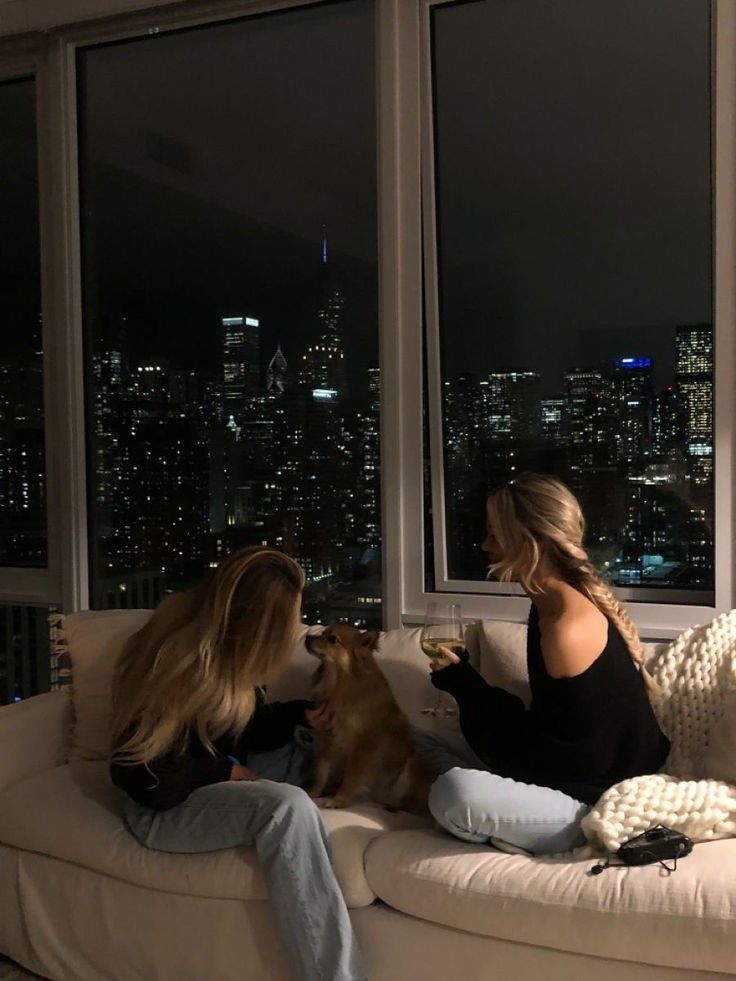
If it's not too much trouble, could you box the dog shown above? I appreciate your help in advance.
[304,623,435,813]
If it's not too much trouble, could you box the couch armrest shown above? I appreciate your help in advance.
[0,690,73,793]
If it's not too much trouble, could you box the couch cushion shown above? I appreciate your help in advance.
[476,620,531,706]
[477,618,665,710]
[62,607,664,763]
[0,762,427,909]
[63,610,153,761]
[62,610,456,760]
[263,625,453,724]
[364,828,736,973]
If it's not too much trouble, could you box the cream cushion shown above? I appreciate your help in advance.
[699,688,736,784]
[477,617,665,710]
[62,609,459,762]
[0,762,427,909]
[476,620,531,705]
[63,608,666,762]
[64,609,152,761]
[364,828,736,973]
[270,624,447,723]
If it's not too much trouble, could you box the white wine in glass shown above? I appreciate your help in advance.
[420,602,462,717]
[420,636,465,666]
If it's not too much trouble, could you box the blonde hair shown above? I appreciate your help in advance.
[487,473,659,696]
[111,547,306,766]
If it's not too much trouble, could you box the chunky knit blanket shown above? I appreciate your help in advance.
[582,611,736,853]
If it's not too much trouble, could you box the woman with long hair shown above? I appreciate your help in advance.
[420,473,670,855]
[110,546,364,981]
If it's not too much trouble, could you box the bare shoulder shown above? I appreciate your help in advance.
[539,592,608,680]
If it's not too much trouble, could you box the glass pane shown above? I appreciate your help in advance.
[0,78,46,567]
[0,604,54,705]
[79,2,380,625]
[430,0,713,599]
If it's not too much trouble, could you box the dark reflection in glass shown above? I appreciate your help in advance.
[0,78,46,568]
[430,0,713,599]
[79,2,381,625]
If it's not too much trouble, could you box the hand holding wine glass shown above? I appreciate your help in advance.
[421,602,462,716]
[428,644,461,671]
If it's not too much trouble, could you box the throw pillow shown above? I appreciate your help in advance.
[269,624,439,723]
[699,689,736,785]
[63,609,153,761]
[476,619,531,706]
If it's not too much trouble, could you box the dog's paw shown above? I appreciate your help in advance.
[320,797,350,809]
[307,794,331,807]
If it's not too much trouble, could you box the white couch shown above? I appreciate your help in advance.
[0,610,734,981]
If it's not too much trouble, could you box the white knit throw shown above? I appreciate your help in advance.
[582,610,736,853]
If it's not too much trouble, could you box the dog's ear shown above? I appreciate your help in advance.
[360,629,380,651]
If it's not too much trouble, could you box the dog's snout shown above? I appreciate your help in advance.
[305,633,322,657]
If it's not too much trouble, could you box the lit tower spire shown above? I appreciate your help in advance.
[267,344,288,394]
[321,224,328,265]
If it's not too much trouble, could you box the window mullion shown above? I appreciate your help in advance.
[377,0,423,629]
[713,0,736,616]
[37,36,89,613]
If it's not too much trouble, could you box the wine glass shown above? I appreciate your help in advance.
[420,602,463,717]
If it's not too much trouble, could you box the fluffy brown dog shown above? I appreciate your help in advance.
[305,623,434,812]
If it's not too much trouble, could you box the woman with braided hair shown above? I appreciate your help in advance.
[418,473,670,855]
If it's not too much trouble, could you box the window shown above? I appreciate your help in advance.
[78,1,380,626]
[0,0,730,640]
[0,77,46,569]
[0,604,54,705]
[425,0,714,603]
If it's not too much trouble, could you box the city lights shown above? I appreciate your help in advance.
[442,325,713,588]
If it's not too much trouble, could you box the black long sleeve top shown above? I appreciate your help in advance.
[431,606,670,805]
[110,689,312,811]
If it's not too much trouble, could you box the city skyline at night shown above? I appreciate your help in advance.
[85,246,382,627]
[0,0,716,705]
[0,296,713,600]
[441,323,713,592]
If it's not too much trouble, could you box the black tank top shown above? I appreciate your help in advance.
[521,604,671,803]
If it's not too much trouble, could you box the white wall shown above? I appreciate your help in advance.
[0,0,180,37]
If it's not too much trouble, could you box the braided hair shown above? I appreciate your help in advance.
[487,473,660,697]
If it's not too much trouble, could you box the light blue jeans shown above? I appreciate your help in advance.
[413,728,590,855]
[123,740,364,981]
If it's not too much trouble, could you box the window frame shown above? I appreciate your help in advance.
[0,0,733,640]
[0,40,63,607]
[2,0,399,619]
[410,0,736,638]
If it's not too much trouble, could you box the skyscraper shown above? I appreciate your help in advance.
[564,368,612,468]
[652,385,688,481]
[267,345,288,394]
[483,371,541,443]
[288,241,351,580]
[92,346,124,539]
[540,399,566,445]
[676,324,713,486]
[297,235,348,399]
[121,414,208,586]
[222,315,260,418]
[613,357,654,470]
[444,373,488,577]
[0,315,45,565]
[354,366,381,548]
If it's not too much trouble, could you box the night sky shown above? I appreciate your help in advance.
[77,0,377,399]
[433,0,712,395]
[1,77,40,358]
[3,0,713,399]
